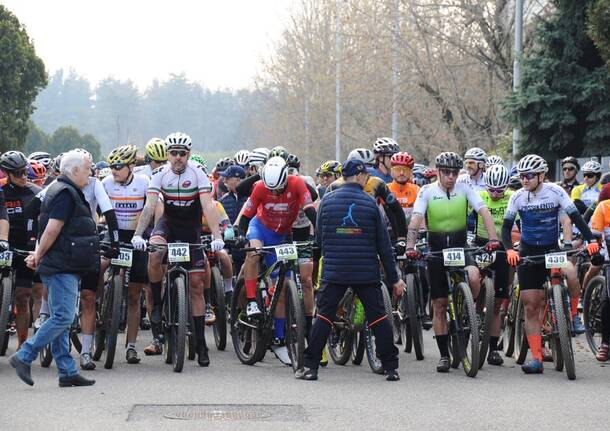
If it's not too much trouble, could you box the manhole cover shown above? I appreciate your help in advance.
[127,404,308,422]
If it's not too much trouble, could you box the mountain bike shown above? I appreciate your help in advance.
[201,235,227,351]
[473,249,497,369]
[583,252,609,355]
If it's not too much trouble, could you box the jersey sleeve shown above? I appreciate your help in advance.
[94,178,113,213]
[242,183,262,218]
[148,168,162,194]
[412,185,429,216]
[195,164,212,194]
[590,203,606,232]
[504,190,519,222]
[557,184,577,214]
[295,177,314,209]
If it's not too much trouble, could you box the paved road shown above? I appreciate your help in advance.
[1,327,609,431]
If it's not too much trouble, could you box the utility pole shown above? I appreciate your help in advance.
[512,0,523,162]
[335,0,342,161]
[391,0,400,143]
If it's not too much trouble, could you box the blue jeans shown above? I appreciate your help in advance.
[17,273,79,378]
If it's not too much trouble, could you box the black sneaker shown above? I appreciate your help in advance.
[422,314,433,331]
[385,369,400,381]
[487,350,504,366]
[436,356,450,373]
[197,345,210,367]
[126,348,141,364]
[295,367,318,381]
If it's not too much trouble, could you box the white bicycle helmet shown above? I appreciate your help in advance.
[74,148,93,163]
[262,156,288,190]
[517,154,548,174]
[348,148,375,166]
[234,150,250,166]
[485,164,509,189]
[166,132,192,150]
[485,155,504,169]
[373,137,400,155]
[29,151,53,169]
[248,147,270,166]
[464,147,487,162]
[582,160,602,174]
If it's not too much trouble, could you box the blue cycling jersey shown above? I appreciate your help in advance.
[504,182,576,246]
[369,167,392,183]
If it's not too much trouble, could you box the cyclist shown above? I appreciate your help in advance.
[27,160,47,187]
[485,155,504,169]
[387,152,419,224]
[134,137,168,178]
[557,156,580,195]
[371,137,400,183]
[458,147,487,191]
[571,160,603,212]
[246,148,270,177]
[101,145,150,364]
[212,157,235,200]
[130,132,224,367]
[218,165,248,224]
[502,154,600,374]
[316,160,342,199]
[0,151,43,348]
[405,151,500,373]
[474,164,513,366]
[234,150,250,170]
[238,156,316,361]
[28,151,53,172]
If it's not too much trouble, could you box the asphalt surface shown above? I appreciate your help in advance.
[1,326,608,431]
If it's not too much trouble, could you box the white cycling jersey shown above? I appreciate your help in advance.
[38,177,113,217]
[457,173,486,192]
[134,163,167,179]
[504,182,577,247]
[102,173,149,231]
[148,160,211,220]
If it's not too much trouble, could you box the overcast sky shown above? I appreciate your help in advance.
[2,0,292,90]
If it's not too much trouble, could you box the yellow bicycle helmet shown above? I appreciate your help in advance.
[319,160,342,175]
[107,145,138,165]
[145,137,167,162]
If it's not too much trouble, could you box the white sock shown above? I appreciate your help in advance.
[81,334,93,354]
[223,278,233,293]
[40,299,50,315]
[127,342,136,351]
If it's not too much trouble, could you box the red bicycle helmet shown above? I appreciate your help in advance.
[28,160,47,180]
[423,167,438,179]
[390,152,415,168]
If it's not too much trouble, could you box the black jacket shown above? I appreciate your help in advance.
[37,175,99,276]
[219,191,248,224]
[317,182,398,285]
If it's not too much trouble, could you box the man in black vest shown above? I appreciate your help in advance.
[296,160,406,381]
[10,150,98,388]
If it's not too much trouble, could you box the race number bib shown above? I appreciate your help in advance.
[475,251,496,268]
[274,243,298,262]
[443,248,465,267]
[545,252,567,269]
[0,251,13,268]
[110,248,133,268]
[168,243,190,263]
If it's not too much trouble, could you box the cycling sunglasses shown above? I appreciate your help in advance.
[110,163,126,170]
[439,168,460,177]
[169,150,188,157]
[391,166,411,174]
[583,173,597,178]
[519,172,538,180]
[488,187,506,194]
[10,169,28,178]
[562,166,576,172]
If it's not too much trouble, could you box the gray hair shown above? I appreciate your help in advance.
[60,150,90,175]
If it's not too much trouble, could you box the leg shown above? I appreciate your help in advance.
[14,286,32,348]
[521,289,545,360]
[189,270,210,366]
[466,265,481,300]
[299,259,315,339]
[31,282,43,323]
[126,282,143,352]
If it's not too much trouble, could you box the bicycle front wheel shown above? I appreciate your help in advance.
[169,276,187,373]
[477,277,495,369]
[285,279,306,372]
[451,282,479,377]
[583,275,605,354]
[406,273,424,360]
[365,283,393,375]
[553,284,575,380]
[514,296,529,365]
[211,266,227,351]
[230,277,265,365]
[503,287,518,357]
[0,276,13,356]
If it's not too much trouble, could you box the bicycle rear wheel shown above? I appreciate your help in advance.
[406,273,424,360]
[514,296,529,365]
[451,282,479,377]
[365,283,393,375]
[503,287,518,357]
[230,277,265,365]
[553,284,575,380]
[169,275,187,373]
[0,275,13,356]
[328,290,354,365]
[211,266,227,351]
[101,271,122,369]
[477,278,495,369]
[285,279,306,372]
[351,330,365,365]
[583,275,605,354]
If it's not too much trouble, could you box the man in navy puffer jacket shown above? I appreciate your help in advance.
[296,160,406,381]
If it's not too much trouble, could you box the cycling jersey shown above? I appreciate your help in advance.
[557,179,579,195]
[571,182,602,208]
[591,199,610,238]
[148,160,211,221]
[292,175,316,229]
[201,201,230,233]
[242,176,313,234]
[328,175,395,204]
[413,182,485,233]
[505,182,576,247]
[369,167,393,183]
[38,177,113,217]
[475,190,513,240]
[457,173,486,192]
[102,173,149,231]
[3,182,42,247]
[388,181,419,220]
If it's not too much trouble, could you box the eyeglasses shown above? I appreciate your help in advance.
[169,150,188,157]
[488,187,506,194]
[519,172,538,180]
[583,173,597,178]
[110,163,126,170]
[320,172,334,179]
[562,167,576,172]
[439,168,460,177]
[10,169,28,178]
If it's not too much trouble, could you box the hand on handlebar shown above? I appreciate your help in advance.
[103,244,120,259]
[484,240,502,253]
[0,240,9,252]
[131,235,146,251]
[506,249,520,266]
[394,240,407,256]
[405,248,422,260]
[211,238,225,252]
[587,242,600,256]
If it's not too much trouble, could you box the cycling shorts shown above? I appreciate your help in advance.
[246,216,288,269]
[81,268,101,292]
[151,215,205,273]
[427,245,476,300]
[517,243,556,291]
[103,231,149,284]
[12,253,42,288]
[292,226,313,263]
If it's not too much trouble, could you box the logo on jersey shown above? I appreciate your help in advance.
[6,200,22,214]
[116,202,138,209]
[182,181,192,188]
[264,202,289,211]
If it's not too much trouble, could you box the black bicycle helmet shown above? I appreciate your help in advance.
[435,152,464,169]
[286,154,301,170]
[0,151,28,172]
[215,157,235,173]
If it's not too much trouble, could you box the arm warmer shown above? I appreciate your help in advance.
[103,209,120,246]
[386,199,407,238]
[236,174,260,197]
[568,210,595,242]
[501,218,515,250]
[238,214,252,236]
[305,182,318,201]
[304,206,317,228]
